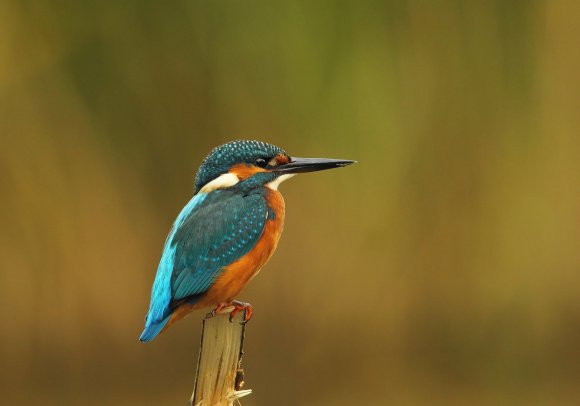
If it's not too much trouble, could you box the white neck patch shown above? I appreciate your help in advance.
[199,172,239,193]
[266,174,295,190]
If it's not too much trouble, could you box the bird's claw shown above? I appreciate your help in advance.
[229,301,253,325]
[206,303,227,319]
[207,301,253,324]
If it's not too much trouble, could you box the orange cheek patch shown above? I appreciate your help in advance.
[273,154,290,165]
[230,163,267,180]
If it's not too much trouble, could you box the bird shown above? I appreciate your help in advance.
[139,140,354,342]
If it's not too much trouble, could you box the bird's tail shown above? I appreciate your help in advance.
[139,315,170,342]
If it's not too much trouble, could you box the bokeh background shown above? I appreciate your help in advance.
[1,1,579,404]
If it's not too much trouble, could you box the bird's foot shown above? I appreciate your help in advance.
[229,300,253,325]
[205,301,253,324]
[206,303,229,319]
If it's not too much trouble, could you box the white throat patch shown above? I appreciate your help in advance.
[199,172,239,193]
[266,174,295,190]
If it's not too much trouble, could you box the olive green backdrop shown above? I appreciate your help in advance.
[1,1,579,404]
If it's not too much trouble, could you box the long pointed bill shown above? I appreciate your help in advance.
[272,157,356,174]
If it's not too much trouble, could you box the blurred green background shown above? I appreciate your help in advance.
[1,1,579,404]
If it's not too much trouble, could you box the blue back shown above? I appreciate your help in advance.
[140,186,271,341]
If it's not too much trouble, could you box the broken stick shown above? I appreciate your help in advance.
[190,308,251,406]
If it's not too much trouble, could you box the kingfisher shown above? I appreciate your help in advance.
[140,140,354,342]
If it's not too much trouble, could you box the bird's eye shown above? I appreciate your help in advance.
[255,158,268,168]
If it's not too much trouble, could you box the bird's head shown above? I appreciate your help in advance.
[194,140,354,194]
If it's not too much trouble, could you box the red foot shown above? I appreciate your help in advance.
[206,303,228,319]
[229,300,253,325]
[206,301,253,324]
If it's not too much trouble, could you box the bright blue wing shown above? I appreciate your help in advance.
[141,190,268,341]
[170,191,268,302]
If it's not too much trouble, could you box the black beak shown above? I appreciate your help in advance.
[272,157,356,174]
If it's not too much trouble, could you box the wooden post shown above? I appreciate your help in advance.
[190,308,252,406]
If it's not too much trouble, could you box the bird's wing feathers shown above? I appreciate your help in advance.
[169,191,268,304]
